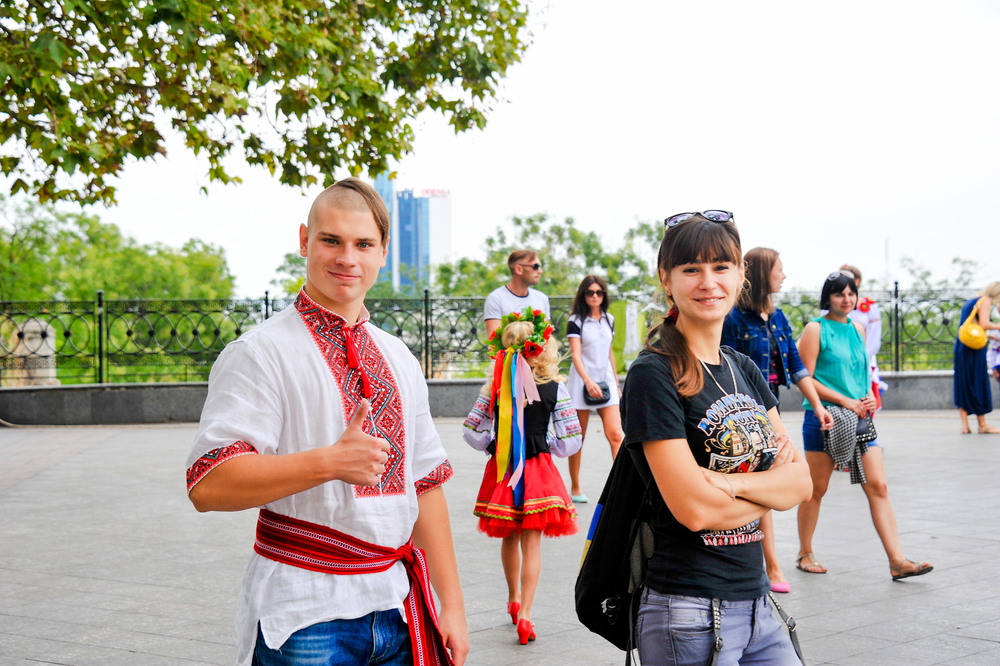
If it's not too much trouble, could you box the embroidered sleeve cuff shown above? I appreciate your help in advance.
[463,394,493,432]
[415,460,454,496]
[186,441,258,493]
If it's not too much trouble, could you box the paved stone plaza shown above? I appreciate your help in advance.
[1,411,999,665]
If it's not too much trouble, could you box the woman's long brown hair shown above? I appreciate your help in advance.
[644,216,743,397]
[738,247,778,314]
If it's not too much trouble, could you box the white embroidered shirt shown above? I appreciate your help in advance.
[186,289,452,666]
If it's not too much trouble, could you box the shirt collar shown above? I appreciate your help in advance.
[295,288,371,328]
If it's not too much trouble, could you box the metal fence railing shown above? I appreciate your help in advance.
[0,285,981,386]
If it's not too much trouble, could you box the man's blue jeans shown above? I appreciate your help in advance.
[252,610,412,666]
[636,588,801,666]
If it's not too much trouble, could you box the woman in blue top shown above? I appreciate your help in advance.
[796,270,932,580]
[954,283,1000,434]
[722,246,832,593]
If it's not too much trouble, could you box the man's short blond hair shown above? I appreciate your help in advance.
[308,178,391,243]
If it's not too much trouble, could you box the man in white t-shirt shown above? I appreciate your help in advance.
[484,249,551,339]
[186,178,469,666]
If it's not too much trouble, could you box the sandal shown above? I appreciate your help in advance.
[795,553,827,574]
[979,426,1000,434]
[891,559,933,581]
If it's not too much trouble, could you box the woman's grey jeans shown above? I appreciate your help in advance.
[636,588,801,666]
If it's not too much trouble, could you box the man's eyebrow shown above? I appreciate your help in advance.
[315,232,378,243]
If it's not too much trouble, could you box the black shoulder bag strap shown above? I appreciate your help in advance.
[709,598,724,666]
[767,592,806,665]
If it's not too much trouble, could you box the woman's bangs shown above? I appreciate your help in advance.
[669,221,742,267]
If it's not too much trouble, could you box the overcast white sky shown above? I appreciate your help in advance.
[92,0,1000,297]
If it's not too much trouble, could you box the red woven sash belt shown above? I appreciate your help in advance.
[254,508,453,666]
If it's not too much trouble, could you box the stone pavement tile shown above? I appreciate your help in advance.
[791,604,893,637]
[947,617,1000,641]
[848,612,984,643]
[823,652,931,666]
[0,631,147,665]
[940,644,1000,665]
[796,632,897,662]
[856,633,992,666]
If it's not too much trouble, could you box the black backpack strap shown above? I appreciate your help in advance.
[767,592,805,665]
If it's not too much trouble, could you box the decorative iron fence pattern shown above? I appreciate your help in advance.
[0,286,982,386]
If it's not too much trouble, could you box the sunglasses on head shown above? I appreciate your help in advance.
[827,269,856,281]
[664,210,734,228]
[520,263,542,270]
[585,288,605,297]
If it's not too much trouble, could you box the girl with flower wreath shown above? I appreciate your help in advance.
[463,308,583,645]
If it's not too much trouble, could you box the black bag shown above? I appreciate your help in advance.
[855,413,878,444]
[583,381,611,406]
[575,448,654,657]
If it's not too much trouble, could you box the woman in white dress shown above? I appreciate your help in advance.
[566,275,624,502]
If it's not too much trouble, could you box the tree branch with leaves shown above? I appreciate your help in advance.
[0,0,530,205]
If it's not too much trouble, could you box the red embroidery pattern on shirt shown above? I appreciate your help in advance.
[415,460,454,496]
[296,291,407,497]
[186,441,258,492]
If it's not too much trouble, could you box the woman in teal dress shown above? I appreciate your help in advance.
[795,270,932,581]
[954,283,1000,434]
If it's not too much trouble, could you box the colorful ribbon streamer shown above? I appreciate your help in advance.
[494,350,541,508]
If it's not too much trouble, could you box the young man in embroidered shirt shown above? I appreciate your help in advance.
[484,250,550,339]
[186,178,469,666]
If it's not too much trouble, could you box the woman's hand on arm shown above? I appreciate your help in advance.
[189,400,390,512]
[724,407,813,510]
[643,439,769,532]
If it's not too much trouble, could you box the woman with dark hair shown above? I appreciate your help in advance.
[620,211,811,664]
[722,247,831,593]
[795,270,932,580]
[565,275,623,502]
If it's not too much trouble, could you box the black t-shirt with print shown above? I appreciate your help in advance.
[621,346,779,600]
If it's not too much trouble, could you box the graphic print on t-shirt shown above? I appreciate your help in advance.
[696,391,777,546]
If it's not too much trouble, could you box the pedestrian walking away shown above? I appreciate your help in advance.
[722,246,833,594]
[566,275,624,503]
[484,250,550,340]
[186,179,469,666]
[620,211,811,666]
[463,308,582,645]
[795,268,933,582]
[954,282,1000,434]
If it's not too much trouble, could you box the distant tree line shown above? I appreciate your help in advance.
[0,196,234,301]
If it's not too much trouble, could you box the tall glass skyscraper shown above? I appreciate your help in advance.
[371,174,451,291]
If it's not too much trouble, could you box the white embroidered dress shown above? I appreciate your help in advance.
[186,290,452,666]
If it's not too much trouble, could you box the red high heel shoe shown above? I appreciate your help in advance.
[507,601,520,625]
[516,618,536,644]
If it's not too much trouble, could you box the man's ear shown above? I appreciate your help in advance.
[299,223,309,258]
[381,236,389,269]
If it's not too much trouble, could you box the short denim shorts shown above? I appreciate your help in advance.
[802,409,882,452]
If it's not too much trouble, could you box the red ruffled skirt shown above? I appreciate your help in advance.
[474,453,578,538]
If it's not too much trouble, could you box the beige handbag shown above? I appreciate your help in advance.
[959,298,988,350]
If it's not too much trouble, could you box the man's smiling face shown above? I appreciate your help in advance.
[298,205,387,320]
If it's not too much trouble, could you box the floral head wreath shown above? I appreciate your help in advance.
[487,307,554,358]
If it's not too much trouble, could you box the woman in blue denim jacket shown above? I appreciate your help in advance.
[723,247,832,592]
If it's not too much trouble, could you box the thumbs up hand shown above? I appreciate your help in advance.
[329,399,391,486]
